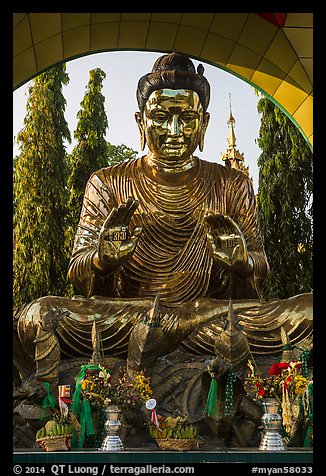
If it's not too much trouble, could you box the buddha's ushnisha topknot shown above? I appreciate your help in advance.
[151,50,197,73]
[136,51,210,113]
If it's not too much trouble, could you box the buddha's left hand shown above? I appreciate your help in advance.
[204,213,253,277]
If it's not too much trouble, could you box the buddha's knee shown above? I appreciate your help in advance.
[16,296,69,340]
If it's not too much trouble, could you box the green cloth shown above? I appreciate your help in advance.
[299,381,313,447]
[76,398,96,448]
[71,363,102,448]
[41,382,56,419]
[204,374,219,417]
[303,382,313,447]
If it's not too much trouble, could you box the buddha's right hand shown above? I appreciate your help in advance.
[205,212,253,277]
[92,197,142,274]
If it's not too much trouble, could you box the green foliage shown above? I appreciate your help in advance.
[13,64,71,309]
[107,143,137,165]
[256,97,313,300]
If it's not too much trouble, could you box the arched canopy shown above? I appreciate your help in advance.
[13,12,313,147]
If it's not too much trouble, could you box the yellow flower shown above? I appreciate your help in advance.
[81,379,89,390]
[294,375,308,395]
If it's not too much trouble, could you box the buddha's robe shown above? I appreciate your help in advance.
[14,157,312,380]
[69,157,269,303]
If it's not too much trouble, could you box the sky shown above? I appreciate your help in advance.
[13,50,262,192]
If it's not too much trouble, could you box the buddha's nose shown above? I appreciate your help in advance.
[168,115,182,136]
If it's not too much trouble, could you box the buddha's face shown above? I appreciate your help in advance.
[136,89,209,164]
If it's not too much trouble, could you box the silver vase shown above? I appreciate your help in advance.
[259,398,285,451]
[99,405,124,451]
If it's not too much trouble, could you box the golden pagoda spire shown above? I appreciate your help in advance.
[221,94,249,176]
[227,95,237,149]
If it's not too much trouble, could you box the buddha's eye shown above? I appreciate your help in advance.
[150,111,168,122]
[181,112,198,123]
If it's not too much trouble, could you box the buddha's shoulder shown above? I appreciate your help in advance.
[197,158,250,181]
[88,158,138,183]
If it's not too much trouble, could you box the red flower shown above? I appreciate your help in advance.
[268,364,281,375]
[278,362,291,369]
[259,388,266,396]
[268,361,298,375]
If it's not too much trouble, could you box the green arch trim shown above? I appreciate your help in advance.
[187,54,313,153]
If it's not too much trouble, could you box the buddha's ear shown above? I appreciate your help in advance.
[135,112,146,151]
[199,111,210,152]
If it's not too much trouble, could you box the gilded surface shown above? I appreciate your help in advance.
[69,157,267,302]
[13,52,312,385]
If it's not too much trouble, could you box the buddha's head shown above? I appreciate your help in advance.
[135,51,210,171]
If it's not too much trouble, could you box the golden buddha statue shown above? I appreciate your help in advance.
[13,52,312,386]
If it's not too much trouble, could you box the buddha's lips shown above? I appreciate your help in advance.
[163,143,186,149]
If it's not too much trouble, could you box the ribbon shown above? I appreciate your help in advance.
[204,373,218,417]
[150,408,161,431]
[281,385,292,433]
[303,382,313,447]
[304,424,313,447]
[41,382,56,418]
[76,398,96,448]
[224,372,237,416]
[299,350,310,377]
[70,363,102,448]
[298,381,313,447]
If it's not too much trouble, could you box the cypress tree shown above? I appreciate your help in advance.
[256,97,313,300]
[66,68,109,259]
[13,64,71,310]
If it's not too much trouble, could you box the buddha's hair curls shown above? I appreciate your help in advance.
[136,51,210,113]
